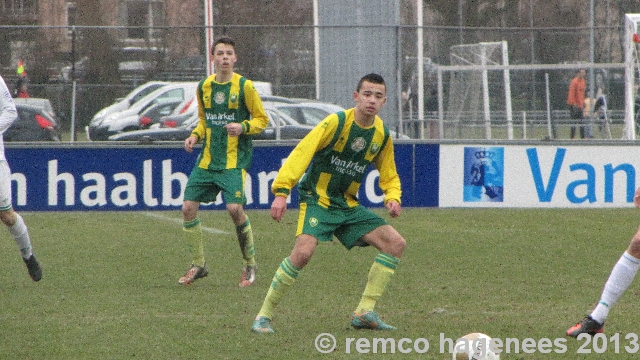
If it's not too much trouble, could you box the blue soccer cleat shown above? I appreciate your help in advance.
[350,311,396,330]
[252,316,274,333]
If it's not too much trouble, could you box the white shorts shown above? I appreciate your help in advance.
[0,160,13,211]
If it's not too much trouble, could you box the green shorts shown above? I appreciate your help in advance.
[183,166,247,205]
[296,202,387,249]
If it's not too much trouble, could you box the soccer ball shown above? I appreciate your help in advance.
[452,333,500,360]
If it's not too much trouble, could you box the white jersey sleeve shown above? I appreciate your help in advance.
[0,76,16,160]
[0,76,17,134]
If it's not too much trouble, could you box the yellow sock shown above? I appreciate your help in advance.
[356,253,399,314]
[257,257,300,319]
[236,218,255,266]
[183,218,205,267]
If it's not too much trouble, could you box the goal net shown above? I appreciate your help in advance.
[446,41,512,139]
[624,14,640,139]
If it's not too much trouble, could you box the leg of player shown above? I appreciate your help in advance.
[0,209,41,282]
[228,204,257,287]
[252,234,318,333]
[179,200,208,285]
[567,227,640,337]
[0,159,41,282]
[351,224,406,330]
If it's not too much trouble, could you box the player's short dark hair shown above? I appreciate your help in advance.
[212,36,235,55]
[357,73,386,92]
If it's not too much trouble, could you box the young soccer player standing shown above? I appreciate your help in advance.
[179,36,269,286]
[252,73,405,333]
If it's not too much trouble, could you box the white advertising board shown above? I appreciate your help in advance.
[439,145,638,208]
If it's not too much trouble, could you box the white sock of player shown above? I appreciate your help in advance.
[9,213,32,259]
[591,251,640,324]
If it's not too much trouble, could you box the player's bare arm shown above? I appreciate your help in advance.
[270,196,288,222]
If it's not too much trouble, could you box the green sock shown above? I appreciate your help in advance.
[236,218,255,266]
[356,253,399,314]
[257,257,300,319]
[183,218,205,267]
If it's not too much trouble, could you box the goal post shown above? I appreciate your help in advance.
[624,13,640,140]
[445,41,513,140]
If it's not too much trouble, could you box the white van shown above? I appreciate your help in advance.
[90,81,168,126]
[87,82,198,140]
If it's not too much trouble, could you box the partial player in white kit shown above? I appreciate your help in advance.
[0,75,41,282]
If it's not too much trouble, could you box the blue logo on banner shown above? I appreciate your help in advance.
[463,147,504,202]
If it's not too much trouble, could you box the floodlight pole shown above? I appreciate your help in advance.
[204,0,215,75]
[588,0,595,138]
[417,0,424,139]
[70,26,76,143]
[313,0,320,99]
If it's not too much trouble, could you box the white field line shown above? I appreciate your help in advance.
[143,212,229,234]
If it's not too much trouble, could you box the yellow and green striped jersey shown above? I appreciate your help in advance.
[191,72,268,170]
[272,108,401,209]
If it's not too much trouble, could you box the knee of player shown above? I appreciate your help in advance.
[627,235,640,257]
[0,209,16,226]
[393,235,406,253]
[226,204,245,222]
[181,202,198,219]
[382,232,405,257]
[290,250,313,268]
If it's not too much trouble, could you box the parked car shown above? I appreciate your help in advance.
[12,97,60,123]
[266,101,344,126]
[107,104,314,142]
[7,104,61,142]
[158,109,195,129]
[267,100,411,140]
[90,81,168,128]
[259,95,298,103]
[155,96,197,128]
[87,82,197,140]
[255,107,315,140]
[137,99,184,129]
[108,114,199,142]
[157,95,284,129]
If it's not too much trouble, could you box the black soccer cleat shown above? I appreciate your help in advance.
[23,254,42,282]
[566,315,604,337]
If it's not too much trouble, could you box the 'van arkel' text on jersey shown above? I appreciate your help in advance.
[330,155,366,176]
[206,112,236,126]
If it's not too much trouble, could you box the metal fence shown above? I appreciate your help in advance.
[0,23,630,139]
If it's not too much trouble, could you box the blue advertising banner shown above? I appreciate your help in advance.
[7,144,439,211]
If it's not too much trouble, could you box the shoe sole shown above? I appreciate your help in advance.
[351,313,396,330]
[567,328,604,337]
[239,279,255,287]
[252,327,274,333]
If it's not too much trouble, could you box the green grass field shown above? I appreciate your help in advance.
[2,208,640,359]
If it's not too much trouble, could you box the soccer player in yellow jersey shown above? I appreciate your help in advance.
[252,73,406,332]
[179,36,269,286]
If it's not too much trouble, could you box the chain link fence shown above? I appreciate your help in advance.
[0,24,629,140]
